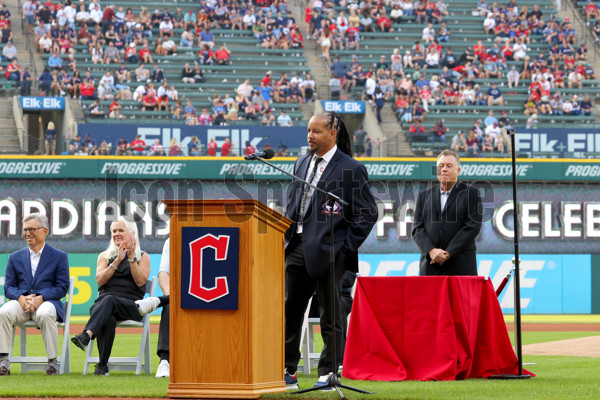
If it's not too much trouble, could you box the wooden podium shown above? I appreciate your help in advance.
[164,200,291,399]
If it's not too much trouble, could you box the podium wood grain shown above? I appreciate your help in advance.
[164,200,291,399]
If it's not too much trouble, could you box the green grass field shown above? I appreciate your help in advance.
[1,329,599,399]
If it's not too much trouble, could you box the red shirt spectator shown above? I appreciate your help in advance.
[261,72,272,86]
[131,136,146,152]
[377,15,392,31]
[81,81,95,97]
[102,6,116,22]
[244,143,256,155]
[221,138,233,156]
[139,47,150,61]
[410,124,425,134]
[207,139,217,156]
[214,46,230,63]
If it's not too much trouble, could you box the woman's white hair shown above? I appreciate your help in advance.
[104,217,142,262]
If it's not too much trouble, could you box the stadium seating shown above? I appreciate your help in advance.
[324,0,598,156]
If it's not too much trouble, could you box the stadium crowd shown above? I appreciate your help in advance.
[308,0,596,155]
[22,0,320,125]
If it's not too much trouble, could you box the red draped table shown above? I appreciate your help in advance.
[343,276,525,381]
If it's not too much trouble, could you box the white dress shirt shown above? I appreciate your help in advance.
[29,244,45,278]
[440,184,457,213]
[297,145,338,234]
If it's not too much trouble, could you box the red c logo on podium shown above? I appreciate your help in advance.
[188,234,230,302]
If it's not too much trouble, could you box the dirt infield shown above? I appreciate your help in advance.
[505,323,600,332]
[522,335,600,357]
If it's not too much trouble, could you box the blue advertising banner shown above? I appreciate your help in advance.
[357,253,592,314]
[515,129,600,157]
[0,252,592,315]
[77,124,308,155]
[20,96,65,110]
[180,227,239,310]
[322,101,366,114]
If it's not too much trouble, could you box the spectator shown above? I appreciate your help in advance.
[48,52,62,70]
[103,41,120,64]
[141,89,157,111]
[196,108,210,125]
[244,140,256,156]
[207,137,218,156]
[108,99,123,119]
[214,44,231,65]
[221,137,233,156]
[466,130,480,156]
[374,87,385,124]
[150,63,164,82]
[507,66,519,88]
[180,27,194,48]
[580,95,593,116]
[430,120,446,143]
[161,34,177,55]
[125,43,138,64]
[409,120,426,137]
[485,122,503,152]
[277,110,292,126]
[481,134,494,153]
[276,140,288,156]
[171,100,183,120]
[329,73,341,100]
[486,82,504,106]
[6,59,22,82]
[21,66,33,96]
[452,130,468,152]
[44,121,57,155]
[330,56,348,83]
[2,41,17,62]
[150,139,165,156]
[139,43,152,64]
[82,134,98,155]
[199,27,215,48]
[181,63,195,83]
[526,113,538,129]
[198,44,213,65]
[168,137,183,156]
[188,136,202,156]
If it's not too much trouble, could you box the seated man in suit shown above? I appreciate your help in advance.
[0,213,70,375]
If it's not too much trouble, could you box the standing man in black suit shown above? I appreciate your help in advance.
[412,150,482,276]
[283,112,378,390]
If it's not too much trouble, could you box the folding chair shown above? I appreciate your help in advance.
[82,277,156,375]
[9,276,75,374]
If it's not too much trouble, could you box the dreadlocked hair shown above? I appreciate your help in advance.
[316,111,353,157]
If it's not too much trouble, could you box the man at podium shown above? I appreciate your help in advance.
[283,111,378,390]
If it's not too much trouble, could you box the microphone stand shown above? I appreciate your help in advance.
[249,156,372,399]
[489,129,531,380]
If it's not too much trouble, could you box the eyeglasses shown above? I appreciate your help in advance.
[23,227,45,234]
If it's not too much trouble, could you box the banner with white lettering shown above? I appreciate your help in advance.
[322,101,366,114]
[515,129,600,157]
[77,124,307,155]
[0,179,598,254]
[20,96,65,110]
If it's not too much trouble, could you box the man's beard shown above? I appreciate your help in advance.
[307,147,317,156]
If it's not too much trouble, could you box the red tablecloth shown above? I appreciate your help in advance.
[343,276,527,381]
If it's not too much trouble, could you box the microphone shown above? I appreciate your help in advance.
[244,148,275,160]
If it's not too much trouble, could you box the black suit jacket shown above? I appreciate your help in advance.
[285,148,378,279]
[412,181,482,276]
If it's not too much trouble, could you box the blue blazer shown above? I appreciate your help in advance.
[285,148,378,279]
[4,245,70,322]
